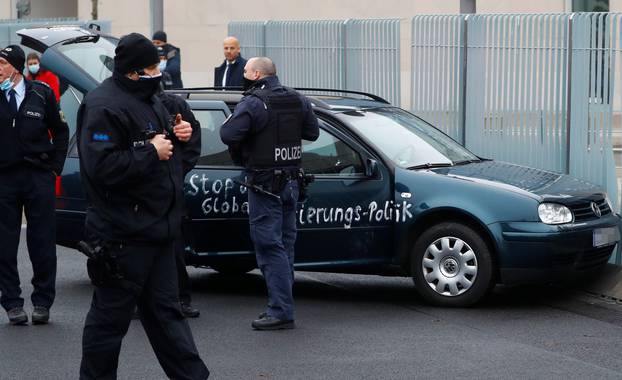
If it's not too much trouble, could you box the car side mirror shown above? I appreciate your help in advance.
[365,158,379,178]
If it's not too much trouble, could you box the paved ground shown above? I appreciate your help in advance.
[2,232,622,379]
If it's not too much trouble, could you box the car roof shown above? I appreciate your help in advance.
[168,89,391,112]
[18,25,101,51]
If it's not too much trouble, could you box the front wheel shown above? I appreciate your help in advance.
[411,222,494,307]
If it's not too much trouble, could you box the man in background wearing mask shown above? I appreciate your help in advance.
[77,33,208,379]
[25,52,61,102]
[152,30,183,89]
[0,45,68,325]
[157,46,174,90]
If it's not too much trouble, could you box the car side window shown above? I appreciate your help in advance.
[61,85,84,158]
[193,109,233,166]
[302,126,364,176]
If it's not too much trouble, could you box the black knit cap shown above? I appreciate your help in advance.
[152,30,167,43]
[0,45,25,73]
[114,33,159,74]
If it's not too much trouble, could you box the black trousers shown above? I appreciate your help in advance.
[176,213,194,304]
[80,242,209,380]
[0,166,56,311]
[175,236,191,305]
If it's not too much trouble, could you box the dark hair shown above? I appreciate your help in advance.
[26,52,40,62]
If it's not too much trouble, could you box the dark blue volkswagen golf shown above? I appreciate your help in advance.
[19,26,622,306]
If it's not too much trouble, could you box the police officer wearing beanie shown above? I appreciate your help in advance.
[220,57,319,330]
[77,33,208,379]
[0,45,68,325]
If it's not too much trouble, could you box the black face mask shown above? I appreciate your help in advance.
[243,77,256,92]
[114,71,162,100]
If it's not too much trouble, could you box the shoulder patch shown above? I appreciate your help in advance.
[92,132,110,142]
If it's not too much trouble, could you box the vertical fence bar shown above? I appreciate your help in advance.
[411,15,466,141]
[228,21,265,59]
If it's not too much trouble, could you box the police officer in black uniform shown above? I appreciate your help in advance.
[77,33,208,379]
[157,88,202,318]
[220,57,319,330]
[0,45,68,325]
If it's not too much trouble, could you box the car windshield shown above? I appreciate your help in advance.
[55,36,116,83]
[339,107,479,168]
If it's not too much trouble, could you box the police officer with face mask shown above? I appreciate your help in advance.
[77,33,208,379]
[220,57,319,330]
[0,45,68,325]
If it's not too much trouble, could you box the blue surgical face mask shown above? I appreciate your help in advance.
[0,71,16,91]
[28,64,40,75]
[158,60,167,71]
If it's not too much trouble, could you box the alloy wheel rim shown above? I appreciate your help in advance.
[421,236,478,297]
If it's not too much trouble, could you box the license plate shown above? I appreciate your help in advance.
[593,227,620,247]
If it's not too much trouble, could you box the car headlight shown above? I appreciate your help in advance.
[538,203,573,224]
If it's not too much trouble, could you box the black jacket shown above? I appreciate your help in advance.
[220,76,319,167]
[0,79,69,173]
[163,44,183,89]
[214,56,247,89]
[77,75,185,244]
[157,91,201,176]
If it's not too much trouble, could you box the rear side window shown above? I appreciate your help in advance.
[193,109,232,166]
[62,85,84,158]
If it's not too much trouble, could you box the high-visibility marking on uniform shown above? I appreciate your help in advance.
[92,133,110,142]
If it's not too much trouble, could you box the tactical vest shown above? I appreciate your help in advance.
[246,86,303,169]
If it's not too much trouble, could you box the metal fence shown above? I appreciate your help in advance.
[229,19,400,104]
[568,13,619,224]
[265,20,345,90]
[345,19,400,105]
[464,14,571,174]
[411,15,466,143]
[228,21,265,58]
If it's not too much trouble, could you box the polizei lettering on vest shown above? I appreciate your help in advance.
[274,145,301,162]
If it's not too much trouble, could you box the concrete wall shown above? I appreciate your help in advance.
[28,0,77,19]
[0,1,12,20]
[477,0,569,13]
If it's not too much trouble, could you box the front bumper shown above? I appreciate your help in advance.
[489,214,622,285]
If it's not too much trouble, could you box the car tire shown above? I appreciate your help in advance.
[210,262,256,275]
[411,222,494,307]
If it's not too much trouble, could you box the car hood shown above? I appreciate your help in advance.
[429,160,603,200]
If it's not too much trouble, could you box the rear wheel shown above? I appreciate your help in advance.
[210,262,256,275]
[411,222,494,307]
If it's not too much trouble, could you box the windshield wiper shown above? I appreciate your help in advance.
[62,34,100,45]
[407,163,453,170]
[453,159,482,166]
